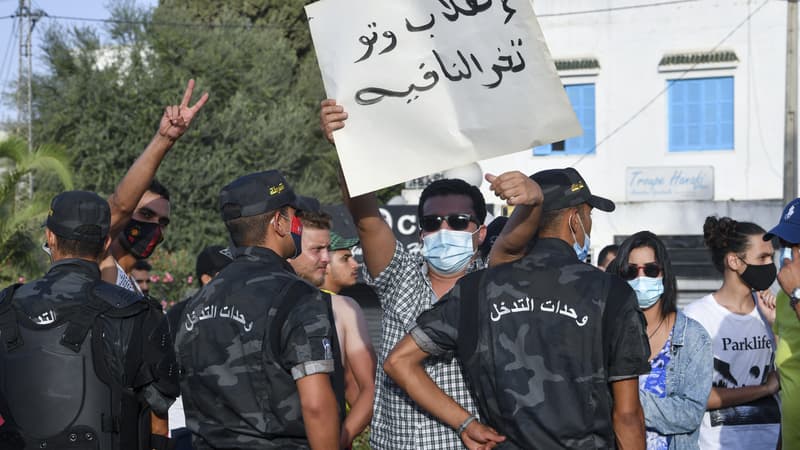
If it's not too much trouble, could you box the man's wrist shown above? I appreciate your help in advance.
[456,415,478,436]
[153,131,178,146]
[789,287,800,309]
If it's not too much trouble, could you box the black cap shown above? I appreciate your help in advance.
[219,170,299,221]
[530,168,615,213]
[296,195,321,213]
[196,245,233,279]
[479,216,509,259]
[46,191,110,242]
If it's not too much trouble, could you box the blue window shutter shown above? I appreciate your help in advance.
[564,84,595,154]
[668,76,733,151]
[532,83,596,156]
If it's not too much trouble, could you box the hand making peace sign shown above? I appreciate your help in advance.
[158,79,209,142]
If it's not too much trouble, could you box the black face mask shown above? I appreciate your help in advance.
[119,219,164,259]
[740,261,777,291]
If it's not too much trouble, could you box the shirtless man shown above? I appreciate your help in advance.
[321,232,376,420]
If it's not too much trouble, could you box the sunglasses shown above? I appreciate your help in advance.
[621,262,662,280]
[420,214,478,232]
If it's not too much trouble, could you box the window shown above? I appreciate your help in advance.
[668,76,733,151]
[534,83,595,155]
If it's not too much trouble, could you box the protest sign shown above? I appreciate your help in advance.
[306,0,581,196]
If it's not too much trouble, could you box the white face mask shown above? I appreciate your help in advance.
[569,213,591,262]
[627,276,664,308]
[421,229,478,275]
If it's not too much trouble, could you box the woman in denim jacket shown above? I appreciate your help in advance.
[609,231,713,450]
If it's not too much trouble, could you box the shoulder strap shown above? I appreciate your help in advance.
[0,284,23,351]
[93,281,144,310]
[88,291,150,450]
[456,271,484,361]
[321,292,346,421]
[59,282,117,353]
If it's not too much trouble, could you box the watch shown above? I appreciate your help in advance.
[790,288,800,309]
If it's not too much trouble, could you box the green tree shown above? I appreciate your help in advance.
[30,0,345,258]
[0,137,73,284]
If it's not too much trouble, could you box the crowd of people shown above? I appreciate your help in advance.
[0,83,800,450]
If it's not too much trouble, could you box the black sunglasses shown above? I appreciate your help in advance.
[420,214,478,232]
[620,262,662,280]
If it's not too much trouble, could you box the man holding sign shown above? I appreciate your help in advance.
[311,0,583,447]
[322,98,544,450]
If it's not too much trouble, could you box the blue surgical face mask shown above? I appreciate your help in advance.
[421,228,478,275]
[628,276,664,309]
[779,247,794,270]
[569,213,591,262]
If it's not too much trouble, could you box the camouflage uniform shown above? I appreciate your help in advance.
[0,258,177,449]
[174,246,335,449]
[412,238,651,449]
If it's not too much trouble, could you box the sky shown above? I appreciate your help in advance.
[0,0,158,124]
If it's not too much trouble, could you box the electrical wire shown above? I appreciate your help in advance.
[0,18,18,99]
[538,0,700,18]
[0,0,735,29]
[41,14,278,30]
[570,0,772,168]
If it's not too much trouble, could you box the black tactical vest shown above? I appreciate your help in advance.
[0,281,149,450]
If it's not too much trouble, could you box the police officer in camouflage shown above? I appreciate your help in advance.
[174,170,340,449]
[0,191,177,450]
[386,168,651,449]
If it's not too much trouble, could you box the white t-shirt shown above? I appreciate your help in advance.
[683,294,780,450]
[168,395,186,432]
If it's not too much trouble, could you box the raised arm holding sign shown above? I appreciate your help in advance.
[307,0,581,197]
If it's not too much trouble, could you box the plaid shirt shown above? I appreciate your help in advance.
[365,241,479,450]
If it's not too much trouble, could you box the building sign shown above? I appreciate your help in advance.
[626,166,714,201]
[324,204,421,259]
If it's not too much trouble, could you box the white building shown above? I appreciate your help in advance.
[399,1,791,295]
[476,0,786,274]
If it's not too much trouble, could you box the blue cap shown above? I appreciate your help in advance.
[764,198,800,243]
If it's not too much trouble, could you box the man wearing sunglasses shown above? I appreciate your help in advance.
[385,168,650,449]
[764,197,800,450]
[321,100,543,449]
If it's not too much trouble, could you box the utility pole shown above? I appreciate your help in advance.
[15,0,45,201]
[16,0,23,141]
[785,0,798,204]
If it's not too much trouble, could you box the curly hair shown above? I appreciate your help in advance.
[703,216,765,273]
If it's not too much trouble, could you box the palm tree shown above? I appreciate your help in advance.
[0,136,73,283]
